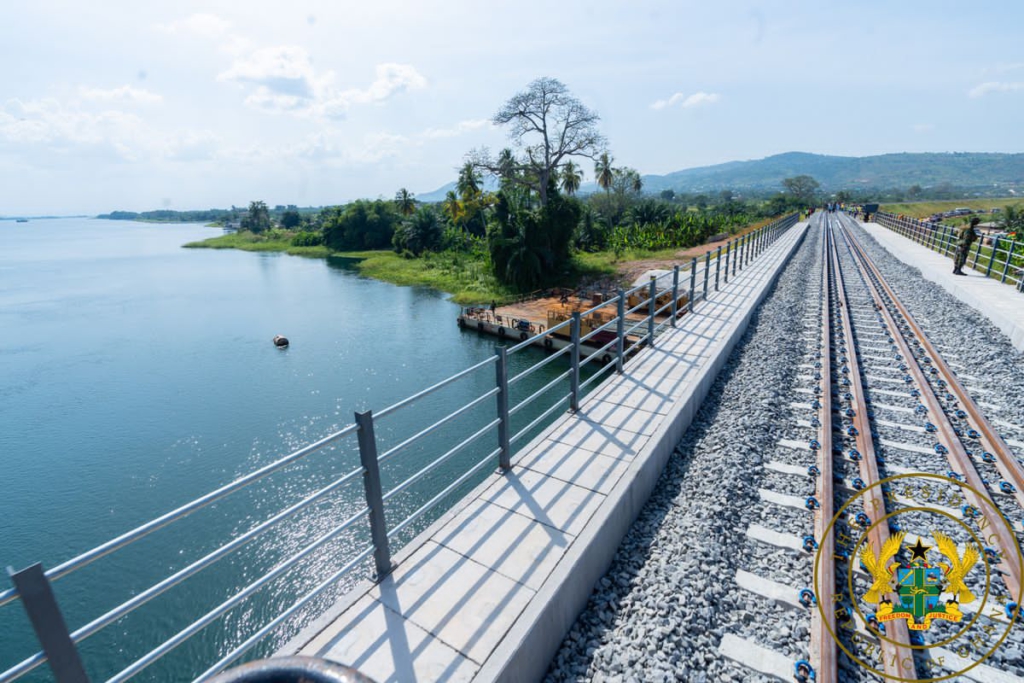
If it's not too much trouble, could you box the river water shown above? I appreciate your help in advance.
[0,219,583,681]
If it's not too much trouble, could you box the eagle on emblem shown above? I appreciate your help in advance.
[860,532,905,603]
[932,531,979,604]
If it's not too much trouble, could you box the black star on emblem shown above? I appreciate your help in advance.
[909,538,932,561]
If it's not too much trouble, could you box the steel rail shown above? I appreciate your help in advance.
[838,213,1024,509]
[813,215,838,683]
[508,370,571,417]
[827,215,919,680]
[834,216,1023,599]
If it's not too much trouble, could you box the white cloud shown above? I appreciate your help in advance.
[651,91,720,110]
[157,13,232,38]
[294,130,410,164]
[218,50,426,118]
[79,85,163,105]
[421,118,491,139]
[218,46,325,100]
[0,98,218,164]
[968,81,1024,98]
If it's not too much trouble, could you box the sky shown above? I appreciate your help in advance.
[2,0,1023,215]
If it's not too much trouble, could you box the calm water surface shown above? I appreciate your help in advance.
[0,219,580,680]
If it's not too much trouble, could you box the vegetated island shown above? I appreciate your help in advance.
[175,78,1024,305]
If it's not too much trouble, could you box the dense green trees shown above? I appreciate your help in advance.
[392,207,443,255]
[782,175,821,206]
[240,201,271,233]
[279,210,302,229]
[321,200,398,251]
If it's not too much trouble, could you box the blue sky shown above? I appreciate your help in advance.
[2,0,1022,214]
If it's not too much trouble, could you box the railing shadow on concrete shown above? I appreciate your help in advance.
[0,214,799,683]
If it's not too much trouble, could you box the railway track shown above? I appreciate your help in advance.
[719,213,1024,682]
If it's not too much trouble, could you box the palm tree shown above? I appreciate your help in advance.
[629,169,643,194]
[394,188,416,216]
[497,148,516,184]
[442,190,462,226]
[457,162,481,200]
[595,152,614,195]
[560,161,582,195]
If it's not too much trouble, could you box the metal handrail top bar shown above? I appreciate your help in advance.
[387,450,498,540]
[508,343,572,386]
[381,418,500,505]
[195,545,376,681]
[510,394,571,446]
[509,370,571,417]
[107,507,371,683]
[578,314,621,344]
[0,421,360,609]
[376,387,499,465]
[374,355,498,422]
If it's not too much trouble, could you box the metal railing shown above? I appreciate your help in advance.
[1,213,798,683]
[870,211,1024,292]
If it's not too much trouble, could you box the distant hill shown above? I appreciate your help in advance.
[639,152,1024,194]
[419,152,1024,200]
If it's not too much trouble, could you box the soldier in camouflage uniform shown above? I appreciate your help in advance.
[952,217,980,275]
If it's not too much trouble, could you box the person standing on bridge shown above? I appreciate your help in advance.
[952,217,980,275]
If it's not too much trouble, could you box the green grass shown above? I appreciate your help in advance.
[336,250,516,305]
[881,198,1023,219]
[183,231,331,258]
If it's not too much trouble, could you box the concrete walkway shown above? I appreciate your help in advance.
[860,220,1024,351]
[282,223,810,683]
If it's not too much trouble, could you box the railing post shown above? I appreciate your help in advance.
[1001,240,1016,283]
[689,258,697,313]
[570,312,581,411]
[494,347,511,470]
[9,564,90,683]
[986,237,998,278]
[702,251,711,301]
[648,276,657,347]
[670,265,680,327]
[616,289,625,373]
[714,246,722,291]
[355,410,393,579]
[723,241,731,283]
[970,235,983,270]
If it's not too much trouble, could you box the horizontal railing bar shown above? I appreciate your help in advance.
[578,315,620,344]
[504,331,543,354]
[624,318,648,337]
[624,298,653,317]
[652,298,675,318]
[0,422,361,609]
[194,544,376,682]
[509,370,571,417]
[508,344,572,386]
[579,336,619,369]
[387,450,499,540]
[580,355,619,391]
[377,388,499,465]
[107,507,370,683]
[510,394,571,445]
[68,465,365,651]
[374,355,497,421]
[382,419,500,504]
